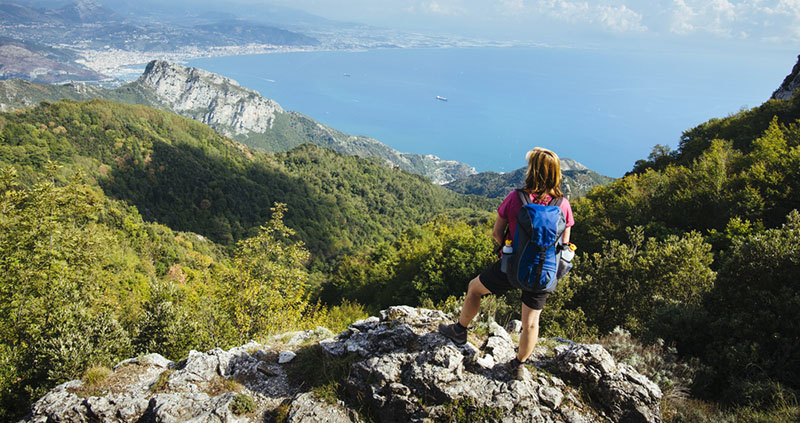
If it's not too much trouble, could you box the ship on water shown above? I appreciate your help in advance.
[436,95,448,102]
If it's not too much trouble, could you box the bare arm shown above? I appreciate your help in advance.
[562,226,571,244]
[493,216,508,246]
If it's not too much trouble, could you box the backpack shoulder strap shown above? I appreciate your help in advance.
[548,196,563,207]
[516,189,531,205]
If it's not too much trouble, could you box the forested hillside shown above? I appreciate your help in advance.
[0,98,495,419]
[0,99,493,261]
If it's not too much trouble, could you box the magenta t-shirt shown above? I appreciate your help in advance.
[497,190,575,242]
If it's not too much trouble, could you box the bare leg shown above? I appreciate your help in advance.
[458,276,491,327]
[517,303,542,362]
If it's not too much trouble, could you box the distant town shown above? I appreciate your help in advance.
[0,0,534,84]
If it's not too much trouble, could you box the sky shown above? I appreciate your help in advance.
[239,0,800,52]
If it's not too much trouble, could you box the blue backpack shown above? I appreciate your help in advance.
[507,189,566,293]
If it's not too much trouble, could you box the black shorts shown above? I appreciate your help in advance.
[478,260,549,310]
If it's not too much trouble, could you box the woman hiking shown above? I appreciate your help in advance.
[438,147,575,380]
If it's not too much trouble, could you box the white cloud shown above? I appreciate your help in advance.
[422,0,466,16]
[493,0,647,32]
[668,0,800,41]
[670,0,697,34]
[596,4,647,32]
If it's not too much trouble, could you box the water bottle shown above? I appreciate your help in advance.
[500,240,513,273]
[557,243,577,279]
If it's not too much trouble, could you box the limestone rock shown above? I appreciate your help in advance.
[319,306,661,423]
[24,307,663,423]
[278,351,297,364]
[139,60,284,137]
[772,55,800,100]
[286,392,361,423]
[555,343,663,423]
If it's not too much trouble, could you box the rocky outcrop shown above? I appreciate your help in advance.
[134,60,475,184]
[138,60,285,137]
[771,55,800,100]
[22,307,662,423]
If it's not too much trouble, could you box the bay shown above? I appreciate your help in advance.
[189,47,791,177]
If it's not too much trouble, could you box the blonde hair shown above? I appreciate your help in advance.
[524,147,562,200]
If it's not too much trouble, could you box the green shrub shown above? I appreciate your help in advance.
[230,393,256,415]
[570,227,715,335]
[698,211,800,401]
[324,300,369,334]
[324,216,496,311]
[598,328,697,395]
[443,397,503,423]
[151,369,173,393]
[82,365,112,388]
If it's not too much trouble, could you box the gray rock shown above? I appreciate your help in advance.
[279,326,335,346]
[772,55,800,100]
[139,60,283,137]
[286,392,361,423]
[538,386,564,409]
[114,353,172,370]
[278,351,297,364]
[506,319,523,334]
[555,344,663,423]
[23,307,662,423]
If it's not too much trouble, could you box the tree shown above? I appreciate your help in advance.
[569,227,715,335]
[220,203,323,343]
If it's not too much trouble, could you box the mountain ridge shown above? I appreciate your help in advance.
[445,157,613,199]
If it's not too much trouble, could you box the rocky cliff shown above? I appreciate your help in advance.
[0,60,475,184]
[136,60,285,137]
[132,60,475,184]
[23,307,662,423]
[771,55,800,100]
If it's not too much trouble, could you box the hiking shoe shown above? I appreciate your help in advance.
[438,323,467,345]
[508,358,525,381]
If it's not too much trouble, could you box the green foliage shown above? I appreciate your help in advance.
[286,345,363,410]
[0,100,493,265]
[220,203,325,343]
[569,227,715,334]
[132,279,201,361]
[151,369,174,394]
[324,216,496,311]
[230,393,256,415]
[575,116,800,255]
[442,397,503,423]
[323,300,369,334]
[693,211,800,402]
[0,168,328,419]
[0,172,137,417]
[676,94,800,166]
[82,365,113,387]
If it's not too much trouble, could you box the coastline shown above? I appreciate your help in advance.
[72,37,546,82]
[74,43,322,82]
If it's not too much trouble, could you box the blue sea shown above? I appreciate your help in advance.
[189,47,792,177]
